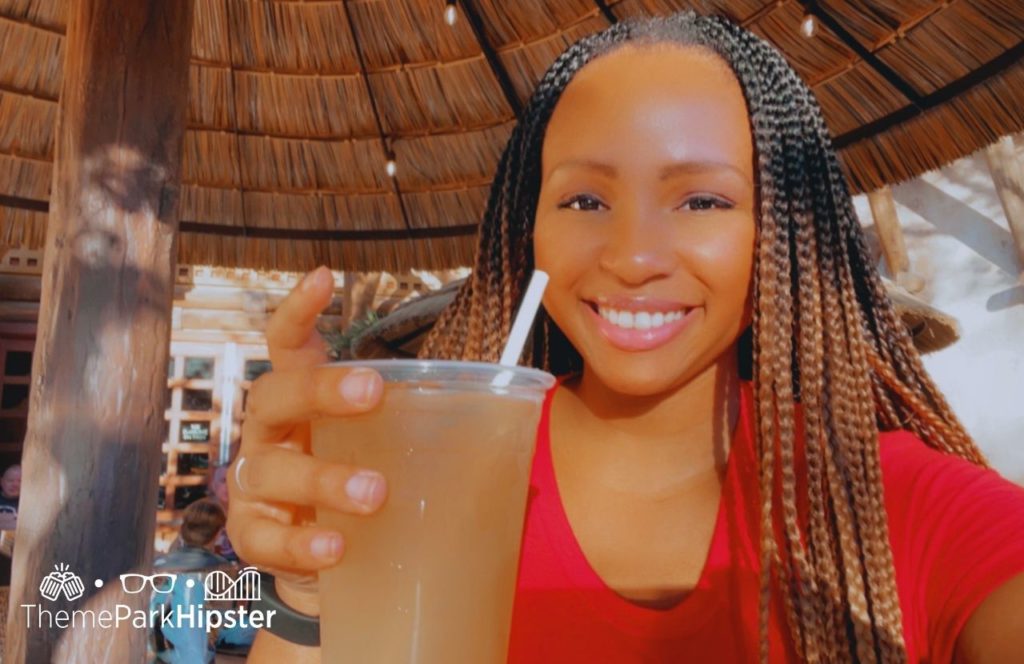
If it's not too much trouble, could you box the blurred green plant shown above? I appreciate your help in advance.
[320,311,380,360]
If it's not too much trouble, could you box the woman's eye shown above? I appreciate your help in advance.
[680,195,733,211]
[559,194,605,212]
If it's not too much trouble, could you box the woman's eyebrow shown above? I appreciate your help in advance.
[658,161,752,184]
[546,159,618,180]
[545,159,751,184]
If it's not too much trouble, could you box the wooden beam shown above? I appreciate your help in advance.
[835,39,1024,148]
[0,301,39,321]
[0,274,42,302]
[173,284,344,315]
[169,329,265,345]
[341,0,413,232]
[177,308,343,333]
[594,0,618,24]
[985,135,1024,276]
[0,321,36,339]
[179,220,479,241]
[802,1,922,105]
[730,0,778,26]
[4,1,195,662]
[0,194,481,241]
[866,186,924,292]
[222,2,253,240]
[0,194,47,213]
[458,0,524,117]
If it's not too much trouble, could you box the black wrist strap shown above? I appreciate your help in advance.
[250,572,320,647]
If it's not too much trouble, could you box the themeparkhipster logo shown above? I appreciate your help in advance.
[21,563,276,633]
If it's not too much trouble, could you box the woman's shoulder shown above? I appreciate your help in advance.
[876,428,1024,509]
[876,427,1024,593]
[876,430,1024,662]
[876,429,1018,488]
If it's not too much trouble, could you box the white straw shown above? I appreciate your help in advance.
[492,270,549,388]
[500,270,549,366]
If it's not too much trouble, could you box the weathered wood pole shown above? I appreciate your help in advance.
[867,186,924,293]
[984,135,1024,277]
[5,1,194,662]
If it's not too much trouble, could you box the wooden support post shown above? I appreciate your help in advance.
[4,1,194,662]
[984,135,1024,278]
[867,186,924,293]
[341,271,383,329]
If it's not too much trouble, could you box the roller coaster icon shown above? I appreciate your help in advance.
[203,565,261,602]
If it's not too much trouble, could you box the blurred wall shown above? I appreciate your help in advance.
[852,135,1024,484]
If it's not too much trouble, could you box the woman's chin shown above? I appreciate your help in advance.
[583,355,694,398]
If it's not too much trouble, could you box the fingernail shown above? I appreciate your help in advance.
[299,266,327,292]
[340,369,381,407]
[346,471,384,507]
[310,533,343,560]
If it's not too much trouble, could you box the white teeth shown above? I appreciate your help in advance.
[597,306,688,330]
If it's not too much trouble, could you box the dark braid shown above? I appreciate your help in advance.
[419,11,985,662]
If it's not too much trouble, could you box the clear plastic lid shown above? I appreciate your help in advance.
[324,359,556,397]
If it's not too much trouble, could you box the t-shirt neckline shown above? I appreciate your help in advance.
[534,375,755,638]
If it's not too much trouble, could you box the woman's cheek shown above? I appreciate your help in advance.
[687,217,755,295]
[533,215,602,345]
[532,229,555,275]
[532,213,559,272]
[533,217,574,322]
[534,215,600,277]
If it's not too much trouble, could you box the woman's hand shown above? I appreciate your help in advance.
[226,266,388,616]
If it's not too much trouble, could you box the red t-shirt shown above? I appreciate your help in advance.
[508,380,1024,663]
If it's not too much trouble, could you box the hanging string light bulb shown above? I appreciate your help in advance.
[444,1,458,27]
[801,13,818,38]
[385,152,397,178]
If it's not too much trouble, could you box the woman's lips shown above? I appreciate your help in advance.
[583,301,698,352]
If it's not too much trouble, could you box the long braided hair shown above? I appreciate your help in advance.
[419,12,985,663]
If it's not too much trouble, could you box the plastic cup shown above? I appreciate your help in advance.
[312,360,556,663]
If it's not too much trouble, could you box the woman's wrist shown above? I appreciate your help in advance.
[250,572,321,647]
[275,576,321,616]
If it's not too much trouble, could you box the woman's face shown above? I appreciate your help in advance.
[534,44,756,395]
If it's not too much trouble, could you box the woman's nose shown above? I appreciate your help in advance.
[598,207,678,286]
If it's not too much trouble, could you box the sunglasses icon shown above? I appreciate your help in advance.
[119,573,176,594]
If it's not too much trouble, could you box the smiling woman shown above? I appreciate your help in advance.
[534,45,755,394]
[416,12,1024,664]
[229,11,1024,664]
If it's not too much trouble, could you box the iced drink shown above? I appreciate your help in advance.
[311,360,555,663]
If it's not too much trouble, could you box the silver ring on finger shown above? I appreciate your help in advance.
[234,456,249,495]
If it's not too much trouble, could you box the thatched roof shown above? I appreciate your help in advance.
[1,0,1022,272]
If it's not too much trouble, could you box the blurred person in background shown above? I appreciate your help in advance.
[151,498,230,663]
[208,464,240,563]
[0,464,21,586]
[151,497,257,661]
[0,463,21,527]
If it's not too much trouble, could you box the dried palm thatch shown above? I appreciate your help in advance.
[0,0,1022,272]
